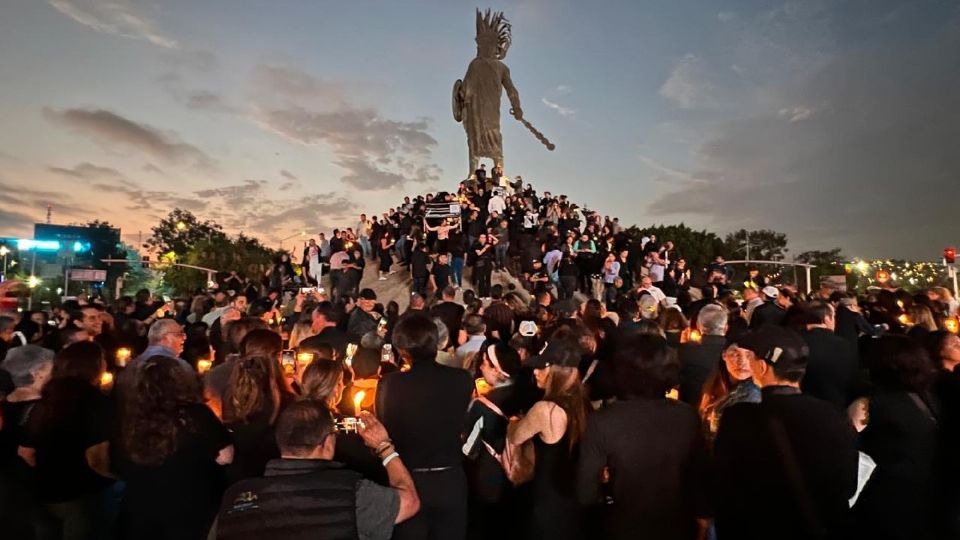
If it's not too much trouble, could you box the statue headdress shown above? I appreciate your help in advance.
[476,8,512,59]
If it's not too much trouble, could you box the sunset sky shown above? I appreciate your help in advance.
[1,0,957,259]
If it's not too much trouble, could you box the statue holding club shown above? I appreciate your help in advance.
[453,9,554,180]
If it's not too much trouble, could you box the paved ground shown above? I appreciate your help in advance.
[313,255,527,311]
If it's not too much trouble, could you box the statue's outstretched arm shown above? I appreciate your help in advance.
[502,65,523,120]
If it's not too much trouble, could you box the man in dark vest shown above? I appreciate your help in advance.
[210,401,420,540]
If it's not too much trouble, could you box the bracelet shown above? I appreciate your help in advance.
[376,444,395,459]
[373,440,393,454]
[381,452,399,467]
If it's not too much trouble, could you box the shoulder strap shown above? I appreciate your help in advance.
[908,392,938,425]
[474,394,506,418]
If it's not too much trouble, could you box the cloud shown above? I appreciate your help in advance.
[44,108,216,169]
[660,54,716,109]
[649,5,960,258]
[717,11,735,23]
[181,91,237,114]
[777,106,814,123]
[143,163,164,175]
[49,162,124,180]
[0,177,91,221]
[250,64,441,191]
[89,176,356,240]
[541,97,575,118]
[48,0,177,48]
[638,155,705,184]
[555,85,572,95]
[280,170,297,181]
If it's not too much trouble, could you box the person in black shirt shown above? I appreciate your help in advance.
[463,343,525,540]
[430,253,454,297]
[410,244,431,297]
[800,300,860,411]
[714,326,858,540]
[0,345,54,540]
[578,334,710,540]
[221,330,296,485]
[431,287,466,339]
[20,342,114,540]
[471,234,496,299]
[116,356,234,540]
[449,230,468,287]
[377,313,474,540]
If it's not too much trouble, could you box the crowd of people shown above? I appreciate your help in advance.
[1,170,959,540]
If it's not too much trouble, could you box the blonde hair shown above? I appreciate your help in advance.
[542,365,588,451]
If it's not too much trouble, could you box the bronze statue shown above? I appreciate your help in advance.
[453,9,554,179]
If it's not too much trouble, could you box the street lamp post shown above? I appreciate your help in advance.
[279,231,306,253]
[0,245,8,279]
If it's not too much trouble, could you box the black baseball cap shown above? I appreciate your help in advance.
[359,288,377,301]
[736,326,809,370]
[526,339,581,369]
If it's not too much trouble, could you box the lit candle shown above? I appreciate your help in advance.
[297,352,314,370]
[689,329,703,343]
[946,317,959,334]
[353,390,366,412]
[197,359,212,375]
[100,371,114,391]
[115,348,132,368]
[345,343,358,367]
[898,313,911,326]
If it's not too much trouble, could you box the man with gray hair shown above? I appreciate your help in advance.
[678,303,729,406]
[133,319,191,372]
[1,344,54,399]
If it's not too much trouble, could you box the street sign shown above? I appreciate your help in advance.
[69,269,107,282]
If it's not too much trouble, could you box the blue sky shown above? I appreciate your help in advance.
[0,0,957,259]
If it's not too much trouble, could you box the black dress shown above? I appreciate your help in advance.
[379,240,393,273]
[530,433,583,540]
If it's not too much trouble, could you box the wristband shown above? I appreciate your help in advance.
[373,440,393,454]
[376,444,395,459]
[381,452,399,467]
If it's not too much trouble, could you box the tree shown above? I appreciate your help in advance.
[625,223,725,273]
[146,209,227,259]
[795,248,846,290]
[723,229,789,261]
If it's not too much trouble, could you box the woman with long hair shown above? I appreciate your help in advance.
[116,356,232,540]
[508,338,588,539]
[19,341,113,540]
[221,329,295,483]
[854,335,940,540]
[299,358,386,484]
[698,343,761,439]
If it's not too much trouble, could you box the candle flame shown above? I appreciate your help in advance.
[115,348,132,368]
[353,390,366,412]
[689,329,703,343]
[99,371,114,389]
[197,359,212,375]
[946,318,959,334]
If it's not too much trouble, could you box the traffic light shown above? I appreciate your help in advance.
[945,247,956,265]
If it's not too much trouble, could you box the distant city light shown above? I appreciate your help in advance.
[17,239,60,251]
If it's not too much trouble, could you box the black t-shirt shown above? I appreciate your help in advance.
[432,263,452,289]
[115,403,231,536]
[411,251,431,278]
[0,398,40,469]
[448,232,467,258]
[22,380,114,502]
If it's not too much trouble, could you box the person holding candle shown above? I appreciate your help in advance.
[209,401,419,539]
[301,358,387,485]
[462,343,524,539]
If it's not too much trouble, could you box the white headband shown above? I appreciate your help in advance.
[486,344,511,379]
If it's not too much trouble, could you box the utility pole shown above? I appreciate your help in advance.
[745,231,751,261]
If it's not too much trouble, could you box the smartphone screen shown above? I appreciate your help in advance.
[281,349,296,374]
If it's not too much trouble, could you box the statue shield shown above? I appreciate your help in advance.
[452,79,464,122]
